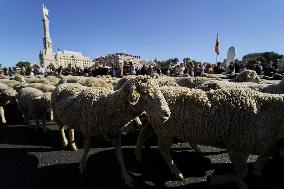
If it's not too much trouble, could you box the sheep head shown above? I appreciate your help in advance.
[127,76,171,122]
[32,92,51,109]
[0,88,17,105]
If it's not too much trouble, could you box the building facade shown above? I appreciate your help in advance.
[94,53,142,68]
[39,4,95,69]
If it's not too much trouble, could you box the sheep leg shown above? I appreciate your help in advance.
[50,110,53,121]
[79,136,91,174]
[133,116,143,127]
[0,106,6,124]
[135,123,154,161]
[42,113,47,133]
[34,114,39,131]
[209,150,249,189]
[58,123,68,147]
[23,112,32,129]
[189,143,202,154]
[112,136,134,187]
[68,129,78,151]
[158,136,184,180]
[252,138,282,176]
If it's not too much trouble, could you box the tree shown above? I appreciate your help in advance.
[262,52,283,63]
[183,57,190,63]
[154,58,179,68]
[16,61,31,69]
[243,52,283,63]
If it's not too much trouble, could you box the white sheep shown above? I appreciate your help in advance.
[14,74,26,82]
[25,83,55,93]
[175,76,221,88]
[234,69,261,83]
[45,75,60,85]
[0,83,17,124]
[135,86,284,189]
[0,79,22,89]
[51,77,171,187]
[25,77,50,84]
[59,75,113,90]
[197,77,284,95]
[17,87,51,132]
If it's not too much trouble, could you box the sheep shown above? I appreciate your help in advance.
[114,76,179,91]
[234,69,261,83]
[14,74,26,82]
[51,77,171,187]
[45,75,60,85]
[21,83,55,121]
[104,77,120,90]
[25,77,50,84]
[0,79,22,89]
[197,77,284,95]
[59,75,113,90]
[17,87,51,132]
[261,79,284,94]
[0,83,17,124]
[175,76,221,88]
[197,80,268,92]
[154,77,180,87]
[26,83,55,93]
[200,73,227,79]
[135,86,284,189]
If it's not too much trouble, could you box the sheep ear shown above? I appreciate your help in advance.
[129,90,140,105]
[33,95,43,100]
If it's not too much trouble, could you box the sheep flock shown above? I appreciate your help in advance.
[1,70,284,189]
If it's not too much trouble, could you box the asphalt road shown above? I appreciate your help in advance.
[1,121,284,189]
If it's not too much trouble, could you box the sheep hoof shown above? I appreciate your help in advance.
[134,150,142,162]
[43,127,48,133]
[251,167,262,177]
[2,120,6,124]
[124,175,135,188]
[177,173,184,180]
[79,163,86,174]
[70,143,78,151]
[207,175,218,185]
[62,139,68,147]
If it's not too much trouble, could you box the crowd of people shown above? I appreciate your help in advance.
[1,59,283,79]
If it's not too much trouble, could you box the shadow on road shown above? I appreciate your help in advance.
[1,146,284,189]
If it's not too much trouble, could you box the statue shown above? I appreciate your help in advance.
[226,46,236,73]
[42,4,49,19]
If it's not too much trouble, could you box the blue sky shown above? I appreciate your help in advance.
[0,0,284,67]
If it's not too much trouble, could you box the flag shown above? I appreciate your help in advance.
[215,33,220,55]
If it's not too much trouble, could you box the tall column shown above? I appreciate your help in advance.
[42,4,52,52]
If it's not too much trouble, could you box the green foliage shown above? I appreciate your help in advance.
[243,52,283,69]
[183,57,190,64]
[262,52,283,63]
[245,60,257,69]
[155,58,179,68]
[243,52,283,63]
[16,61,31,69]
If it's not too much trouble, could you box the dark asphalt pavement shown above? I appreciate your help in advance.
[1,122,284,189]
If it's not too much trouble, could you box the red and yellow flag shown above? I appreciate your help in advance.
[215,33,220,55]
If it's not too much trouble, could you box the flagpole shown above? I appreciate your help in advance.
[215,32,219,64]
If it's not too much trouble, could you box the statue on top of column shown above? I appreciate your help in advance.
[42,4,49,19]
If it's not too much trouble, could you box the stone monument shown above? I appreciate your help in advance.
[226,46,236,72]
[39,4,95,69]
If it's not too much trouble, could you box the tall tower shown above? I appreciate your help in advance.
[40,4,56,68]
[42,4,52,53]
